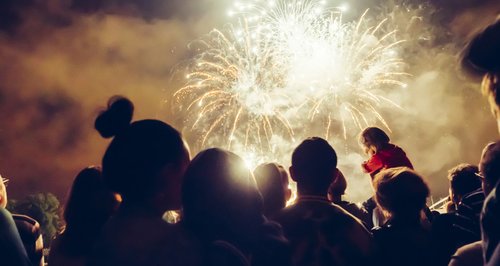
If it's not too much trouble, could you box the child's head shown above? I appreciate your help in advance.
[359,127,390,155]
[327,169,347,202]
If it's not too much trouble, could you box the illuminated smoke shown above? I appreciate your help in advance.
[175,0,409,169]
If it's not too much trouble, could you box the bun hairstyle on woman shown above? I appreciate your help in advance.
[95,96,134,138]
[95,96,189,211]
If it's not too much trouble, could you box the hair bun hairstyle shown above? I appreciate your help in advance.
[95,96,134,138]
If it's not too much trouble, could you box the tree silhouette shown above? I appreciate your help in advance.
[8,193,62,246]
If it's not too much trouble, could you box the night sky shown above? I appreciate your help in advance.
[0,0,499,203]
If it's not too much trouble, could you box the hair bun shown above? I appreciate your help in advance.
[95,96,134,138]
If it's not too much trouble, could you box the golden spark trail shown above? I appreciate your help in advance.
[174,0,410,168]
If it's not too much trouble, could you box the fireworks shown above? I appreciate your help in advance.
[174,0,409,167]
[174,22,294,154]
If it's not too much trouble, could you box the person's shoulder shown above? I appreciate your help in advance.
[280,199,365,225]
[460,189,485,208]
[455,241,483,254]
[382,144,404,155]
[339,201,361,211]
[371,224,403,246]
[339,201,369,218]
[12,214,41,238]
[273,203,298,222]
[12,214,39,227]
[371,225,389,236]
[450,241,483,266]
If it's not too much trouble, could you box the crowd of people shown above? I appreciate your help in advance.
[0,17,499,266]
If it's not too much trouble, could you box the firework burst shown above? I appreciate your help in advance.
[174,0,410,167]
[284,8,410,139]
[174,21,294,155]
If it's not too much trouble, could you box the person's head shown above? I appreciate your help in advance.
[374,167,430,220]
[327,169,347,203]
[95,96,190,213]
[253,163,292,216]
[182,148,263,240]
[64,166,120,231]
[290,137,337,196]
[0,175,8,208]
[447,163,482,206]
[462,19,500,133]
[359,127,390,155]
[479,141,500,195]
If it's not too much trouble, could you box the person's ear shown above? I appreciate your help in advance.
[285,188,292,202]
[332,168,339,182]
[289,166,298,182]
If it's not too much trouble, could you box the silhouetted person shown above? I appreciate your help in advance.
[359,127,414,228]
[87,96,190,266]
[479,142,500,265]
[461,18,500,265]
[0,176,31,266]
[49,166,120,266]
[450,142,500,266]
[274,137,373,266]
[359,127,414,178]
[180,148,291,266]
[448,164,483,214]
[432,164,484,265]
[253,163,292,218]
[462,18,500,133]
[327,169,370,227]
[0,174,44,266]
[371,167,436,266]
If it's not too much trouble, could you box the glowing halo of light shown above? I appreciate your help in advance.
[174,0,410,168]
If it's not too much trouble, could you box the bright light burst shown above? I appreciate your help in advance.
[174,0,410,166]
[174,21,294,156]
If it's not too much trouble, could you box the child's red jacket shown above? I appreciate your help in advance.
[362,144,414,178]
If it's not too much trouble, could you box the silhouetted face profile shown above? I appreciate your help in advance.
[479,141,500,196]
[462,19,500,133]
